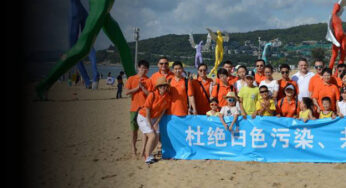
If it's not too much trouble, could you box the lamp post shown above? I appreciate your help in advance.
[134,27,140,70]
[258,36,261,59]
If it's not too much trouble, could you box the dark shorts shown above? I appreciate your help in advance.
[130,111,139,131]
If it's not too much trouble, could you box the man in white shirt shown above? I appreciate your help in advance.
[292,58,315,101]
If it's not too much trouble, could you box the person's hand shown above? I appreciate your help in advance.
[153,123,159,131]
[332,113,336,119]
[242,113,247,119]
[276,114,281,118]
[251,113,256,119]
[339,114,344,118]
[193,109,198,115]
[316,106,321,113]
[228,125,233,132]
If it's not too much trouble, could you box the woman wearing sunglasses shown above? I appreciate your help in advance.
[188,63,214,115]
[277,64,299,100]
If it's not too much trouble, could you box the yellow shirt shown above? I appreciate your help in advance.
[206,110,220,117]
[256,99,276,116]
[238,86,259,115]
[319,111,333,119]
[299,109,311,119]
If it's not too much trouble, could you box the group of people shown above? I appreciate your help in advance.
[125,57,346,164]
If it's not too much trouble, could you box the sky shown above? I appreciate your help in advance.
[22,0,345,52]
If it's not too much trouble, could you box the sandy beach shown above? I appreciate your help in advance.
[22,79,346,188]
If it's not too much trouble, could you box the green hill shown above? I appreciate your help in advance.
[98,22,346,67]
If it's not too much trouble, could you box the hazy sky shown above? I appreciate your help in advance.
[23,0,345,52]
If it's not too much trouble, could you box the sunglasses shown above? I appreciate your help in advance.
[314,65,323,69]
[199,69,207,72]
[227,98,236,102]
[256,65,264,67]
[159,62,169,65]
[260,90,268,93]
[281,71,289,74]
[210,103,218,106]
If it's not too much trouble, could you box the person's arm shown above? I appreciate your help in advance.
[239,97,247,119]
[336,103,344,118]
[308,110,316,120]
[219,113,229,131]
[125,85,140,95]
[139,81,149,96]
[265,100,276,116]
[331,111,337,119]
[152,110,167,131]
[312,98,321,113]
[188,96,198,115]
[229,114,238,132]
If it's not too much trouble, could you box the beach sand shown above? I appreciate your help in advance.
[23,78,346,188]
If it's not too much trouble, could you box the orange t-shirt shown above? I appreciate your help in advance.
[149,71,174,91]
[312,82,340,111]
[139,90,171,118]
[276,97,300,117]
[255,72,266,85]
[335,76,343,88]
[211,81,235,107]
[125,75,151,112]
[215,75,238,86]
[168,77,189,116]
[277,79,299,100]
[309,74,339,96]
[188,77,213,115]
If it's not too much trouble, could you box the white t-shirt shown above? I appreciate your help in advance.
[234,79,257,93]
[259,80,279,96]
[338,101,346,116]
[220,106,239,116]
[292,71,315,101]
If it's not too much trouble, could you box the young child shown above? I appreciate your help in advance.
[238,71,259,119]
[206,98,220,116]
[337,87,346,118]
[219,92,240,133]
[319,97,336,119]
[299,97,316,122]
[256,85,276,116]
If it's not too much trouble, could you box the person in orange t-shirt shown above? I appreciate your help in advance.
[149,57,174,91]
[335,64,346,86]
[277,64,299,100]
[168,61,189,116]
[189,63,213,115]
[214,60,238,86]
[312,68,340,112]
[254,59,266,85]
[309,60,339,97]
[276,84,300,118]
[137,77,171,164]
[125,60,151,156]
[211,68,236,107]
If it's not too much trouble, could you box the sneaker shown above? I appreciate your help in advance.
[145,155,155,164]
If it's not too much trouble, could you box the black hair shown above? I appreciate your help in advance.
[337,63,346,69]
[340,70,346,79]
[197,63,208,70]
[158,56,169,62]
[259,85,268,91]
[223,60,233,67]
[314,59,324,65]
[172,61,183,69]
[107,72,111,77]
[210,98,219,104]
[237,65,248,72]
[255,59,265,65]
[138,60,149,68]
[264,64,274,72]
[217,68,228,78]
[321,68,332,75]
[302,97,314,112]
[120,71,125,75]
[279,64,290,71]
[322,96,331,103]
[299,57,308,63]
[340,87,346,101]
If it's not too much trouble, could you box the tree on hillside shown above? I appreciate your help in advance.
[311,48,325,61]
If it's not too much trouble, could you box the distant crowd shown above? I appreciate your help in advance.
[124,57,346,164]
